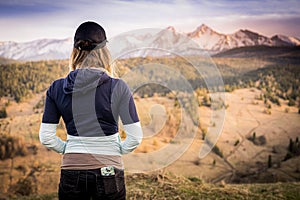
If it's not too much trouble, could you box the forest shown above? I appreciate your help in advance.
[0,60,68,103]
[0,49,300,110]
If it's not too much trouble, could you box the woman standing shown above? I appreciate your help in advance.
[39,21,143,200]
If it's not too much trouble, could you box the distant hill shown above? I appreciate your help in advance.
[0,56,17,65]
[213,45,300,58]
[0,24,299,61]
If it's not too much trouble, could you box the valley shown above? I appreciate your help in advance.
[0,47,299,198]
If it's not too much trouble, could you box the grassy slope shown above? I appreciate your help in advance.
[10,173,300,200]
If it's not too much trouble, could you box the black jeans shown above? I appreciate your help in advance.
[58,168,126,200]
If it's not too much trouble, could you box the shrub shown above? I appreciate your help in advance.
[212,159,216,166]
[201,127,207,140]
[268,155,272,168]
[0,134,27,160]
[193,159,200,166]
[252,132,256,141]
[283,137,300,161]
[288,98,296,106]
[212,145,223,158]
[234,140,240,146]
[255,135,267,145]
[0,107,7,118]
[11,176,37,196]
[263,109,271,115]
[188,177,202,183]
[247,134,266,146]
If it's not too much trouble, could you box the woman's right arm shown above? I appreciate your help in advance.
[121,121,143,154]
[114,79,143,154]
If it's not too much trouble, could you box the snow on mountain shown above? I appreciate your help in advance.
[0,38,72,61]
[187,26,276,52]
[150,26,199,56]
[108,27,201,58]
[187,24,226,50]
[0,25,299,61]
[107,28,159,58]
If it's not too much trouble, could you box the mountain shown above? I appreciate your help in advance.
[187,24,226,51]
[0,24,299,61]
[187,25,299,52]
[0,38,72,61]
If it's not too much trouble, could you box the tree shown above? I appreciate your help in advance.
[289,138,294,152]
[268,155,272,168]
[0,107,7,118]
[288,98,296,106]
[252,132,256,141]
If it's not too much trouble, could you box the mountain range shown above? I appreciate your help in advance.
[0,24,299,61]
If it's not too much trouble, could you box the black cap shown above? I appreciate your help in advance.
[74,21,107,51]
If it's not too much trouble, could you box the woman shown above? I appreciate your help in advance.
[39,21,143,200]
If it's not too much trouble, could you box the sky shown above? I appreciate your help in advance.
[0,0,299,42]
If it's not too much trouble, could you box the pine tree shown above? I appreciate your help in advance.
[289,138,294,152]
[0,107,7,118]
[252,132,256,141]
[268,155,272,168]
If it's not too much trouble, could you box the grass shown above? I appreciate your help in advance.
[10,173,299,200]
[126,173,300,200]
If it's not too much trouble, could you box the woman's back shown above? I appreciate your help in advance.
[39,21,142,200]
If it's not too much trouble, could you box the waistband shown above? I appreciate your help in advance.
[61,153,123,170]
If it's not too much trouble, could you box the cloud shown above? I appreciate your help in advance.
[0,0,299,41]
[0,0,68,17]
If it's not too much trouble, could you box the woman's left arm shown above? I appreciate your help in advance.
[39,123,66,153]
[39,83,66,154]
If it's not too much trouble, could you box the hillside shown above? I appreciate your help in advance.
[213,45,300,58]
[0,56,17,65]
[0,51,299,198]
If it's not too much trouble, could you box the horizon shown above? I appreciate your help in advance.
[0,0,299,42]
[1,23,299,44]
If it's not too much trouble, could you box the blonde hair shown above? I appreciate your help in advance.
[69,46,117,77]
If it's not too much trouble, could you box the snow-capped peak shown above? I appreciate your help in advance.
[166,26,176,32]
[196,24,213,32]
[188,24,220,37]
